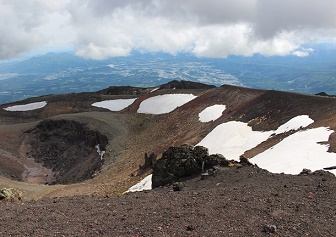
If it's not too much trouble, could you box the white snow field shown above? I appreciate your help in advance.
[137,94,196,114]
[199,104,226,122]
[197,114,336,175]
[92,98,136,111]
[250,127,336,175]
[274,115,314,134]
[3,101,47,111]
[197,121,273,160]
[126,174,152,192]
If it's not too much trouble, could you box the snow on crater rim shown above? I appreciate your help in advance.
[92,98,136,111]
[197,114,335,176]
[4,101,47,111]
[197,115,316,161]
[199,104,226,122]
[126,174,152,192]
[275,115,314,134]
[137,94,197,114]
[150,87,159,92]
[197,121,273,161]
[250,127,336,176]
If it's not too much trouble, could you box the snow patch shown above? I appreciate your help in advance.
[4,101,47,111]
[199,104,226,122]
[92,98,136,111]
[197,121,273,161]
[250,127,336,175]
[126,174,152,192]
[95,144,105,160]
[137,94,196,114]
[275,115,314,134]
[197,114,335,175]
[150,87,159,92]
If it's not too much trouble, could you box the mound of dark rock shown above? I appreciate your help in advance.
[315,92,336,97]
[26,119,108,185]
[152,144,229,188]
[158,80,216,90]
[97,86,148,95]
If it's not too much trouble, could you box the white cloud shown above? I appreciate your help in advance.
[292,47,314,57]
[0,0,72,59]
[1,0,336,60]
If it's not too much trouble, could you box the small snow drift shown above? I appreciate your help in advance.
[4,101,47,111]
[127,174,152,192]
[137,94,196,114]
[150,88,159,92]
[92,98,136,111]
[250,127,336,175]
[275,115,314,134]
[199,104,226,122]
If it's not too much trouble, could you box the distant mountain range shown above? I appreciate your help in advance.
[0,43,335,104]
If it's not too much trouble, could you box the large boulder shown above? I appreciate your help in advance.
[152,145,227,188]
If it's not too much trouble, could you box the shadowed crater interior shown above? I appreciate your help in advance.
[26,119,108,185]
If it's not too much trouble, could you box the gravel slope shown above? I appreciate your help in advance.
[1,166,335,237]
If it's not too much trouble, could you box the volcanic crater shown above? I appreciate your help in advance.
[23,119,108,185]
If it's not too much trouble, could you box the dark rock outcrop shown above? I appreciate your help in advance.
[26,119,108,184]
[139,152,157,170]
[299,168,312,175]
[97,86,148,95]
[152,145,227,188]
[315,92,336,97]
[158,80,216,90]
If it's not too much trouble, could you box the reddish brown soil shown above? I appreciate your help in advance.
[1,166,335,237]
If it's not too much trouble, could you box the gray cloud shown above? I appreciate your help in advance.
[81,0,256,25]
[0,0,47,59]
[1,0,336,60]
[255,0,336,38]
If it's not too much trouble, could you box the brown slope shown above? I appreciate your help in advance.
[229,89,336,131]
[1,167,335,237]
[0,84,336,200]
[222,88,336,154]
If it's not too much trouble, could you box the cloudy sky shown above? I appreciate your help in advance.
[1,0,336,60]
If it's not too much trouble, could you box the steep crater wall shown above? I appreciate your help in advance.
[25,119,108,185]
